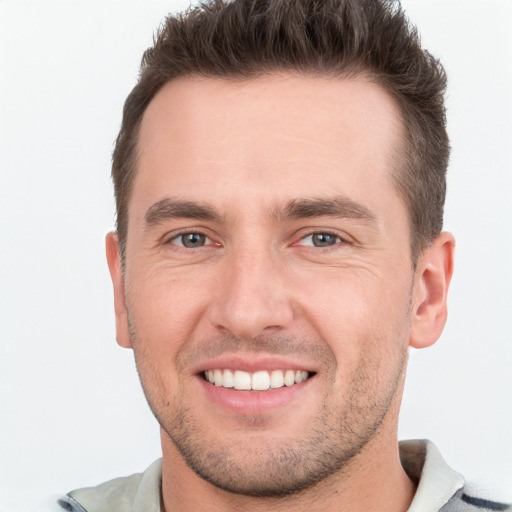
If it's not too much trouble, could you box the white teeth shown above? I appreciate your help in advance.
[284,369,295,386]
[234,370,252,390]
[270,370,284,388]
[204,369,310,390]
[295,370,308,383]
[251,371,270,391]
[222,369,234,388]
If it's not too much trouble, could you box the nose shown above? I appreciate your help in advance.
[208,248,295,339]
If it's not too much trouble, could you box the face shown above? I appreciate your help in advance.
[109,74,420,495]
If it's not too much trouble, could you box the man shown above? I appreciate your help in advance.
[57,1,510,511]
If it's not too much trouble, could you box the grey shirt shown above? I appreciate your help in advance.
[57,440,510,512]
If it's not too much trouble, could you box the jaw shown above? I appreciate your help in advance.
[159,386,412,512]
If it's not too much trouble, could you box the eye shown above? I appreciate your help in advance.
[299,233,343,248]
[170,232,211,249]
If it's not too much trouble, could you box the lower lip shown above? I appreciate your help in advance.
[196,376,313,415]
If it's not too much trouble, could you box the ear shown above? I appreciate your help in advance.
[105,232,132,349]
[409,232,455,349]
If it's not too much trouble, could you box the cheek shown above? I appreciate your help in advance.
[126,272,210,363]
[294,267,412,359]
[126,277,200,412]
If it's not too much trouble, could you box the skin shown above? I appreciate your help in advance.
[106,74,454,511]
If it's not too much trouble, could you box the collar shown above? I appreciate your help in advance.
[400,439,465,512]
[68,440,464,512]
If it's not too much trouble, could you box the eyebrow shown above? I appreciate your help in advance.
[274,196,377,225]
[144,198,222,229]
[144,195,377,229]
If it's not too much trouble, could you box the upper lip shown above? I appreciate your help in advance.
[191,354,318,375]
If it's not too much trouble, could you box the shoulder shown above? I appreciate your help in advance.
[57,473,143,512]
[56,495,88,512]
[441,488,511,512]
[56,459,162,512]
[400,440,511,512]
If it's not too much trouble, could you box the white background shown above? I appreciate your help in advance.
[0,1,511,510]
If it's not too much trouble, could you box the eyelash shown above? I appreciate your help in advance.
[164,230,347,250]
[166,230,215,249]
[296,231,347,249]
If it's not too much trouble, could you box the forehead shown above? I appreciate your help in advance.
[134,73,404,218]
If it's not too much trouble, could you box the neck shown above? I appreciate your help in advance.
[160,426,416,512]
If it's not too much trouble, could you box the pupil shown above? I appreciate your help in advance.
[313,233,336,247]
[183,233,205,248]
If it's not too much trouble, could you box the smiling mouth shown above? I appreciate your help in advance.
[203,369,314,391]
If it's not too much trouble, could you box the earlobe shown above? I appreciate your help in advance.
[105,232,132,349]
[409,232,455,349]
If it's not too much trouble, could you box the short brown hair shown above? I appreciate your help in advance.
[112,0,449,264]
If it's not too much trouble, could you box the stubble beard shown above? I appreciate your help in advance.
[129,323,409,498]
[165,360,406,497]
